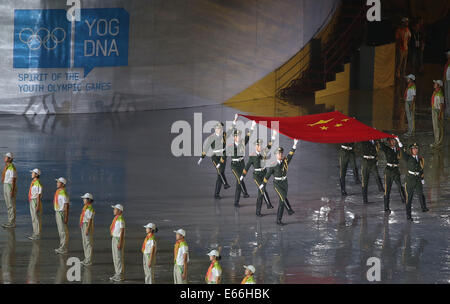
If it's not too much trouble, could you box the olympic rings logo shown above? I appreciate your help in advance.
[19,27,66,51]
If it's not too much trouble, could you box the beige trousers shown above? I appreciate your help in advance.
[143,254,154,284]
[173,264,187,284]
[55,211,68,252]
[112,237,124,278]
[3,183,16,225]
[81,223,93,264]
[29,198,41,237]
[432,108,444,146]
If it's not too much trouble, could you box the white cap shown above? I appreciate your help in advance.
[244,265,256,273]
[55,177,67,185]
[81,193,93,200]
[434,80,443,87]
[174,229,186,237]
[144,223,156,229]
[401,17,409,22]
[30,168,41,175]
[207,249,220,257]
[5,152,13,159]
[405,74,415,81]
[111,204,124,211]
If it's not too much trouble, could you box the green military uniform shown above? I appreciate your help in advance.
[360,140,384,203]
[263,147,295,225]
[242,139,274,216]
[399,143,428,220]
[339,143,360,195]
[380,141,406,212]
[201,123,230,198]
[227,129,252,207]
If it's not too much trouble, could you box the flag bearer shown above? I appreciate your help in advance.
[241,265,256,284]
[2,153,17,229]
[110,204,125,282]
[54,177,69,254]
[339,143,360,196]
[380,138,406,214]
[205,249,222,284]
[430,80,445,148]
[260,139,298,226]
[80,193,95,266]
[28,169,42,240]
[404,74,416,136]
[395,138,429,221]
[360,140,384,204]
[173,228,189,284]
[142,223,158,284]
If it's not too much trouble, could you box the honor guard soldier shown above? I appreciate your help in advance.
[260,139,298,226]
[380,138,406,214]
[241,131,277,216]
[198,122,231,199]
[205,249,222,284]
[228,119,256,207]
[339,143,360,196]
[142,223,158,284]
[173,229,189,284]
[54,177,69,254]
[360,140,384,204]
[79,193,95,266]
[2,152,17,228]
[395,138,429,221]
[110,204,125,281]
[28,169,42,240]
[241,265,256,284]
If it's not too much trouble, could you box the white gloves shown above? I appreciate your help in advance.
[216,163,221,169]
[251,120,257,130]
[233,114,238,125]
[395,136,403,148]
[293,139,299,149]
[272,130,277,141]
[259,184,265,190]
[240,176,244,181]
[421,180,425,185]
[197,158,203,165]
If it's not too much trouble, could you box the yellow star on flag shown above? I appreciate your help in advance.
[341,119,350,122]
[335,123,343,127]
[320,126,328,131]
[308,119,334,127]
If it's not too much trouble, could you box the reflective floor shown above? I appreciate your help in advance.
[0,84,449,284]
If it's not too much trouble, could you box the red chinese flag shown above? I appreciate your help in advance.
[239,111,394,144]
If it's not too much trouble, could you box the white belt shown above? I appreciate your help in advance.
[363,155,376,160]
[213,149,225,153]
[341,146,353,151]
[254,168,265,172]
[232,157,244,162]
[275,177,287,181]
[408,171,420,176]
[387,163,399,168]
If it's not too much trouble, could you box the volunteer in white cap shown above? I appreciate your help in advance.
[80,193,95,266]
[142,223,158,284]
[173,228,189,284]
[404,74,417,136]
[28,169,42,240]
[109,204,125,281]
[205,249,222,284]
[54,177,69,254]
[2,152,17,228]
[430,80,445,148]
[445,50,450,118]
[395,17,411,78]
[241,265,256,284]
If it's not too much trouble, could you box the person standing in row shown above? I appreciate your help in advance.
[54,177,69,254]
[173,228,189,284]
[395,138,429,221]
[28,169,42,240]
[2,153,17,229]
[395,17,411,79]
[241,133,277,217]
[445,51,450,118]
[110,204,125,282]
[380,138,406,214]
[339,143,360,196]
[360,140,384,204]
[430,80,445,148]
[79,193,95,266]
[205,250,222,284]
[260,139,298,226]
[404,74,416,137]
[142,223,157,284]
[241,265,256,284]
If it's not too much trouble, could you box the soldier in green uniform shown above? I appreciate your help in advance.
[360,140,384,204]
[395,138,429,221]
[240,131,277,216]
[260,139,298,226]
[227,120,256,207]
[198,122,231,198]
[339,143,360,196]
[380,138,406,214]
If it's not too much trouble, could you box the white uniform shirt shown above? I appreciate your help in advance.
[143,238,156,254]
[3,167,17,184]
[29,182,42,199]
[111,217,125,237]
[82,208,94,223]
[175,243,189,266]
[210,267,221,281]
[55,192,68,212]
[433,94,444,109]
[405,86,416,102]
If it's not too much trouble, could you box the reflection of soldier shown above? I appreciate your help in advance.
[339,143,360,196]
[1,228,15,283]
[401,224,427,282]
[429,149,445,203]
[26,240,40,284]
